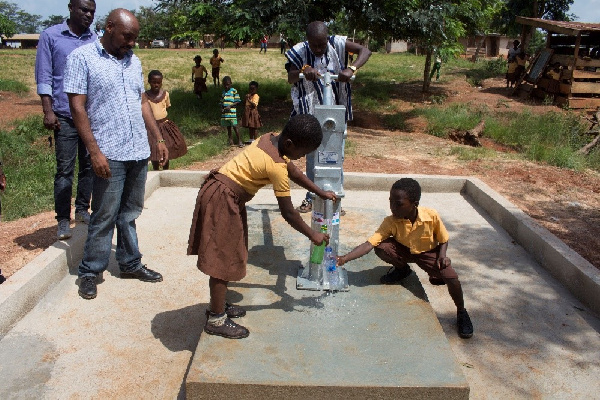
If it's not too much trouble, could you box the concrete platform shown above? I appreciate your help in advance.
[0,171,599,399]
[186,201,468,399]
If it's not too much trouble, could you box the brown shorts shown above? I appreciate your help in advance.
[211,67,220,78]
[374,238,459,280]
[187,171,254,281]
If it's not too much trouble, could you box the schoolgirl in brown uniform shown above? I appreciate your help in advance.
[187,114,336,339]
[145,70,187,170]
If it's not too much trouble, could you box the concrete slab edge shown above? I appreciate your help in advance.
[0,225,86,337]
[0,174,165,337]
[464,178,600,316]
[1,170,598,337]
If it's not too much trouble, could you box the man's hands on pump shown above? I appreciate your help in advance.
[296,66,355,83]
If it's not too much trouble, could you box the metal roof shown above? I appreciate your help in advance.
[516,17,600,35]
[1,33,40,40]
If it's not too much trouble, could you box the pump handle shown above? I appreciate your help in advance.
[298,73,356,81]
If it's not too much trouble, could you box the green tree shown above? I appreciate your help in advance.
[494,0,575,36]
[135,6,172,42]
[0,2,41,33]
[41,15,66,30]
[0,13,16,38]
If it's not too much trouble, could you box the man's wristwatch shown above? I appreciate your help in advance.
[348,65,357,73]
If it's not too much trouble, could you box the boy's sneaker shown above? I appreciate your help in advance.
[457,309,474,339]
[297,198,312,213]
[380,265,412,284]
[204,315,249,339]
[75,210,91,224]
[57,219,72,240]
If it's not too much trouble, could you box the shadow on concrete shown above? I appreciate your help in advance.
[151,303,207,400]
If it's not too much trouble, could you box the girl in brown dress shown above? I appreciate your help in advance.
[146,70,188,170]
[241,81,263,143]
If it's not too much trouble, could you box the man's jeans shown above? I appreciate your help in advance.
[54,116,93,221]
[78,159,148,278]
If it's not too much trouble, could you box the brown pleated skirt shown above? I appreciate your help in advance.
[194,77,208,94]
[187,172,254,281]
[242,107,263,129]
[149,119,188,162]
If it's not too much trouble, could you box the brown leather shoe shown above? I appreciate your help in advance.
[225,302,246,318]
[204,317,249,339]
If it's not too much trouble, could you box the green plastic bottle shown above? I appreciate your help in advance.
[309,224,328,264]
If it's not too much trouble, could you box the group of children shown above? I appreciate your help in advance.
[186,117,474,341]
[145,48,263,170]
[144,50,473,342]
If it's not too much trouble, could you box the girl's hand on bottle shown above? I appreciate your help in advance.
[311,232,329,246]
[336,255,347,266]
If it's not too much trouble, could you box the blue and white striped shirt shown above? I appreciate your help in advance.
[285,35,352,121]
[63,40,150,161]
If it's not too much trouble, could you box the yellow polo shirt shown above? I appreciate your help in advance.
[219,133,290,197]
[368,207,450,254]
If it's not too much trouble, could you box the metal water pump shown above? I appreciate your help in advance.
[296,71,352,291]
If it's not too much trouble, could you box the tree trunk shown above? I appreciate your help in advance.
[422,49,433,93]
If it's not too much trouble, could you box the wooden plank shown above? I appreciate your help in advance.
[576,58,600,68]
[515,16,580,36]
[573,70,600,79]
[555,95,568,106]
[573,33,581,70]
[551,54,574,65]
[567,97,600,109]
[571,81,600,94]
[561,69,573,79]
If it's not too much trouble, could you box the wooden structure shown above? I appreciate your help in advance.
[0,33,40,49]
[516,17,600,109]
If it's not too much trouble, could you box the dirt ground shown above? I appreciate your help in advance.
[1,76,599,280]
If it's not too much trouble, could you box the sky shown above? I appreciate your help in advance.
[11,0,600,24]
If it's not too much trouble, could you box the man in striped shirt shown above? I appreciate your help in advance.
[64,8,168,300]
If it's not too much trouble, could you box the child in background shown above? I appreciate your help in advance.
[145,70,188,170]
[336,178,474,339]
[241,81,263,144]
[191,55,208,100]
[209,49,224,87]
[220,76,242,147]
[187,114,337,339]
[545,62,562,95]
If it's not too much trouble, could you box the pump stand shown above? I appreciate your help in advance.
[296,72,352,291]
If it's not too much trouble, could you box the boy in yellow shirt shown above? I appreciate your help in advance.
[337,178,473,339]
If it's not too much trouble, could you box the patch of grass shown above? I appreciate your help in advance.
[0,116,54,221]
[415,103,486,137]
[0,78,29,94]
[382,113,408,130]
[344,138,357,157]
[458,57,508,86]
[449,146,497,161]
[421,107,597,170]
